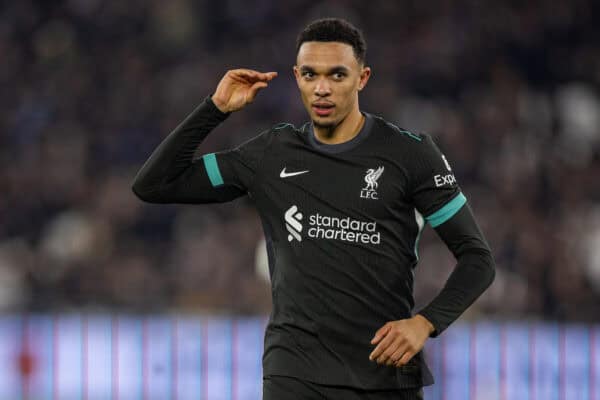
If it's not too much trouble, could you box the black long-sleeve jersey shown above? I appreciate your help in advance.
[132,97,495,389]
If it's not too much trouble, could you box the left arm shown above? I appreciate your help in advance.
[369,203,495,366]
[369,134,495,367]
[417,203,495,338]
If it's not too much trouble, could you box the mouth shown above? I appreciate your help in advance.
[311,102,335,117]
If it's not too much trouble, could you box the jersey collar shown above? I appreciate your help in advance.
[304,112,374,154]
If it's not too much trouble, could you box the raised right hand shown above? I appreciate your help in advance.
[211,69,278,113]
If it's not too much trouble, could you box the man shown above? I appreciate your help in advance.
[132,18,494,400]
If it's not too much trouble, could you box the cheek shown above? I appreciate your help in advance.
[298,83,312,102]
[338,83,358,105]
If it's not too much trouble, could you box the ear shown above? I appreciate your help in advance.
[358,66,371,91]
[293,65,300,82]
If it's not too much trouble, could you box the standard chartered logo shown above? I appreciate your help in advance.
[285,205,303,242]
[284,205,380,244]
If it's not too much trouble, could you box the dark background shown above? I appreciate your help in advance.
[1,0,599,323]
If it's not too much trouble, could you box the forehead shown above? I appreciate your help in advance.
[296,41,359,69]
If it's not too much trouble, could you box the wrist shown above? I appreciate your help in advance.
[210,95,230,114]
[415,314,435,335]
[207,95,231,117]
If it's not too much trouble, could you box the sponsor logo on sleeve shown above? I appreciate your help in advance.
[434,154,456,187]
[442,154,452,171]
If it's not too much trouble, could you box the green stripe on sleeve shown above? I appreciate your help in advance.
[202,153,224,187]
[425,192,467,228]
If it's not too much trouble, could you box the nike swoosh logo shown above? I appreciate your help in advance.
[280,167,310,178]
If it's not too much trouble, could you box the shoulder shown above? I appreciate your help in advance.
[367,114,450,178]
[266,122,308,145]
[271,122,300,133]
[368,113,437,150]
[243,122,299,143]
[262,121,304,138]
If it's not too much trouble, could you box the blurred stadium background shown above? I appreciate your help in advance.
[1,0,599,399]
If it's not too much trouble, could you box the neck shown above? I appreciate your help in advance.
[313,107,365,145]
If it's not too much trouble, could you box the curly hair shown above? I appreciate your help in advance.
[296,18,367,64]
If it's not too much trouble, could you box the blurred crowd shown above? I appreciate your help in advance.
[1,0,599,321]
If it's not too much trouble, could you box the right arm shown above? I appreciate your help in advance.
[131,69,277,204]
[131,97,242,203]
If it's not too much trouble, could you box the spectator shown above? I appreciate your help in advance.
[1,0,599,321]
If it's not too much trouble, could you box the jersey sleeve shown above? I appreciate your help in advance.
[409,135,495,336]
[417,203,495,336]
[199,128,271,194]
[131,96,271,204]
[408,134,466,227]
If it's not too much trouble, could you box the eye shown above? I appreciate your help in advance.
[301,71,314,79]
[332,72,346,80]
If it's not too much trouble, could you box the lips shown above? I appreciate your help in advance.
[312,102,335,117]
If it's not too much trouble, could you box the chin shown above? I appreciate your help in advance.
[313,119,337,129]
[312,115,338,129]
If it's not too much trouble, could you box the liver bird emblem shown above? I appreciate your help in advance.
[364,166,384,191]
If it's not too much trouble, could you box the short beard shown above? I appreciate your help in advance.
[313,119,337,134]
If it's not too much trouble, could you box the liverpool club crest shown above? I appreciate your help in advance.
[360,166,384,200]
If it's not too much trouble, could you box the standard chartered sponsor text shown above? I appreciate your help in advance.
[307,213,380,244]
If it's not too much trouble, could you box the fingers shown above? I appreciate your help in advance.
[263,71,278,80]
[387,347,406,366]
[370,319,427,368]
[369,328,396,361]
[250,81,269,91]
[375,334,405,365]
[228,69,278,82]
[373,337,414,368]
[214,69,276,111]
[370,323,391,345]
[371,334,414,366]
[395,350,415,367]
[246,81,269,103]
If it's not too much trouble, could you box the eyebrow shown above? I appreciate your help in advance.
[299,65,350,74]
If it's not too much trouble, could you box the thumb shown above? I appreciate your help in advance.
[246,81,269,103]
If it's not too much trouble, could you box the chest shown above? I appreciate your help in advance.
[254,146,411,220]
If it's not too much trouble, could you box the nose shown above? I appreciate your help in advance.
[314,77,331,97]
